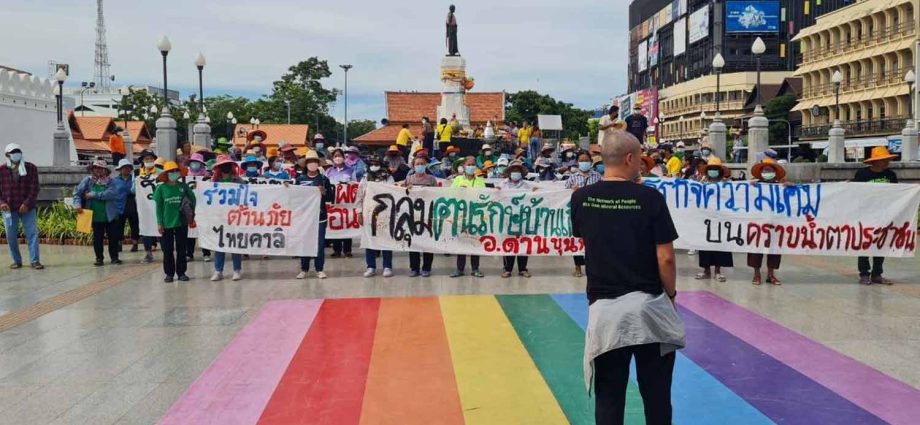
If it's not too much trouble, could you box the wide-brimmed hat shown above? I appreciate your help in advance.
[482,160,495,170]
[413,148,429,159]
[386,145,401,155]
[593,155,603,166]
[216,137,231,146]
[116,159,133,170]
[303,149,321,163]
[700,142,713,151]
[189,153,206,165]
[213,154,238,169]
[278,141,297,152]
[154,157,166,168]
[241,154,263,168]
[366,155,383,165]
[514,147,526,157]
[445,145,461,155]
[864,146,897,164]
[87,159,111,174]
[704,157,731,179]
[481,144,493,152]
[540,143,555,152]
[138,149,157,160]
[496,157,510,167]
[560,143,576,152]
[640,155,655,171]
[507,160,526,174]
[345,146,360,155]
[313,133,325,140]
[266,147,278,158]
[157,161,188,182]
[246,129,268,142]
[751,158,786,181]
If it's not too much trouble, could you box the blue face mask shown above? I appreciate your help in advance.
[414,165,427,174]
[578,162,592,172]
[189,162,202,171]
[167,172,180,182]
[315,143,324,151]
[595,164,605,174]
[246,166,258,174]
[465,165,477,176]
[9,153,22,163]
[510,172,523,181]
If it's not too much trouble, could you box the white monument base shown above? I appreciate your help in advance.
[437,56,471,129]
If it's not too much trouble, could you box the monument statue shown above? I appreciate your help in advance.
[446,5,459,56]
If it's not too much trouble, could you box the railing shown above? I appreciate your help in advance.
[796,116,908,138]
[661,100,746,117]
[800,21,915,64]
[801,68,911,98]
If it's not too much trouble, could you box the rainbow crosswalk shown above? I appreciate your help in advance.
[159,292,920,425]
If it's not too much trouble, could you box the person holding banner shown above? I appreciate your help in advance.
[403,155,440,277]
[208,155,245,281]
[450,157,487,278]
[500,160,534,278]
[566,150,603,278]
[263,156,291,180]
[854,147,900,285]
[136,150,160,262]
[327,147,356,258]
[153,161,195,283]
[695,157,734,282]
[73,160,122,266]
[748,158,786,286]
[241,155,263,178]
[359,156,395,278]
[535,143,556,181]
[186,154,210,178]
[385,145,410,183]
[345,146,367,182]
[295,150,334,279]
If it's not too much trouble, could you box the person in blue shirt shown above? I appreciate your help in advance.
[73,160,122,266]
[111,159,137,258]
[263,156,291,180]
[241,155,263,178]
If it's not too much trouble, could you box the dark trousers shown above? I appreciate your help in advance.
[747,253,781,269]
[437,142,451,159]
[186,238,196,258]
[423,133,435,154]
[456,255,480,271]
[594,343,676,425]
[160,226,189,277]
[142,236,156,252]
[398,144,410,161]
[503,256,529,272]
[332,239,352,255]
[111,152,124,166]
[858,256,885,277]
[409,252,434,272]
[574,255,585,266]
[92,220,119,261]
[122,197,139,243]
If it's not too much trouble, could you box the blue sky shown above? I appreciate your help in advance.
[1,0,629,121]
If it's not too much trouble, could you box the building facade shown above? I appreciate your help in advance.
[793,0,917,147]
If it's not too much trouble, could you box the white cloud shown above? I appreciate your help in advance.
[0,0,628,120]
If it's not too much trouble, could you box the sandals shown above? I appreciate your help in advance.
[573,270,584,278]
[501,271,512,278]
[752,276,763,286]
[695,272,712,280]
[767,276,782,286]
[715,274,727,283]
[519,270,532,278]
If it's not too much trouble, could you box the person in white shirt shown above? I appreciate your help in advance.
[597,105,621,146]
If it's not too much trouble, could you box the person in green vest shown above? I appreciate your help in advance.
[153,161,195,283]
[73,160,121,266]
[450,156,486,278]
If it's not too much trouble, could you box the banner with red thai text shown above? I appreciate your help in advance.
[194,182,321,256]
[642,178,920,257]
[361,182,583,256]
[326,183,362,239]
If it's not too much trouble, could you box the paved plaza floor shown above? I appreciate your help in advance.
[0,245,918,424]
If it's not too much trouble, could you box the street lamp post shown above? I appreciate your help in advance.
[195,53,206,113]
[905,69,915,120]
[902,70,918,161]
[712,53,725,115]
[155,36,178,160]
[752,37,766,107]
[52,68,70,166]
[339,64,353,147]
[285,100,291,124]
[79,82,96,117]
[157,36,171,112]
[53,69,67,126]
[832,70,843,123]
[828,69,846,163]
[226,112,235,141]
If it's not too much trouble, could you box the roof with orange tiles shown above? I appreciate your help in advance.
[384,92,505,123]
[231,124,310,147]
[68,112,152,155]
[353,124,424,146]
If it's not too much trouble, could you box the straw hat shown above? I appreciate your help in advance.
[593,155,604,166]
[386,145,401,155]
[540,143,555,153]
[751,158,786,181]
[278,141,297,152]
[640,155,655,172]
[864,146,897,164]
[303,149,321,163]
[87,159,111,174]
[506,160,526,174]
[514,147,526,157]
[704,156,731,179]
[157,161,187,182]
[482,160,495,170]
[481,144,493,152]
[246,129,268,142]
[445,145,461,155]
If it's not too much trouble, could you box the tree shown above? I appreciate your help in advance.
[505,90,593,140]
[764,94,798,146]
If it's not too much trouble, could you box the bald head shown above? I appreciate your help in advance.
[601,131,642,167]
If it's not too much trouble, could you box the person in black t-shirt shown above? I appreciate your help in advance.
[571,131,681,425]
[853,146,899,285]
[624,104,649,144]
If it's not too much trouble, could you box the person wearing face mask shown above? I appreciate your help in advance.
[450,157,486,278]
[137,150,160,178]
[344,146,366,181]
[748,158,787,286]
[111,159,139,256]
[384,145,410,182]
[208,155,245,281]
[699,143,713,161]
[263,156,291,180]
[152,161,195,282]
[186,153,211,178]
[325,147,357,258]
[0,144,42,270]
[493,157,510,179]
[312,133,327,158]
[475,144,499,169]
[240,155,263,179]
[665,143,684,177]
[295,150,334,279]
[245,129,268,159]
[400,156,440,277]
[695,157,734,283]
[593,154,605,175]
[356,156,393,280]
[535,143,557,181]
[442,146,462,177]
[500,160,534,278]
[74,160,122,267]
[557,143,578,175]
[176,141,193,167]
[566,151,604,278]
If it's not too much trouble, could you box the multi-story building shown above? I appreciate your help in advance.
[628,0,852,144]
[793,0,916,149]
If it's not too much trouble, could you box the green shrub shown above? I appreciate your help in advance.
[0,202,92,244]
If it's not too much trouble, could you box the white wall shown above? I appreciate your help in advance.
[0,69,76,166]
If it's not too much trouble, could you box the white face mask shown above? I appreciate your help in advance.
[761,171,776,181]
[144,161,155,169]
[369,165,381,172]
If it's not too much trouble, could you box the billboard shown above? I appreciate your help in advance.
[673,18,687,56]
[649,33,659,67]
[726,1,781,33]
[689,5,710,44]
[638,40,648,72]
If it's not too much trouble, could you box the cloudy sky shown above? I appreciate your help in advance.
[2,0,628,121]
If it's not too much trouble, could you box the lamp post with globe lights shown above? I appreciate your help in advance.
[902,69,918,161]
[340,64,353,147]
[192,52,212,148]
[827,69,846,163]
[52,68,70,166]
[155,36,178,160]
[746,37,770,166]
[709,53,728,160]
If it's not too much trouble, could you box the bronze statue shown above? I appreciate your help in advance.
[446,5,459,56]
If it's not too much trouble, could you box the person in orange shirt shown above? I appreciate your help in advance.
[109,127,126,165]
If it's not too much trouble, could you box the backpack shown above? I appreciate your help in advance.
[179,183,195,226]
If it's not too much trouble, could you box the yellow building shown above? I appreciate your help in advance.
[658,72,791,144]
[793,0,916,141]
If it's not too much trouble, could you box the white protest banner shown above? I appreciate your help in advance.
[362,182,583,256]
[642,178,920,257]
[136,176,203,238]
[194,182,321,256]
[326,183,362,239]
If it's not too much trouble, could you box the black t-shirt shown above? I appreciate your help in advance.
[853,167,898,184]
[571,181,678,304]
[625,114,649,142]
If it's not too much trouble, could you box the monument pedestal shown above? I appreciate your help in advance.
[193,114,212,148]
[437,56,471,129]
